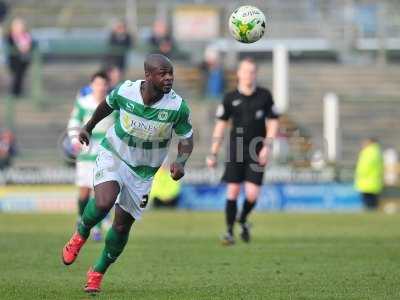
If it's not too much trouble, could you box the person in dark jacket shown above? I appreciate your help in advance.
[106,21,132,72]
[5,17,34,97]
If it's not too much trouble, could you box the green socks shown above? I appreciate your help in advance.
[93,227,129,274]
[78,198,89,217]
[77,198,108,239]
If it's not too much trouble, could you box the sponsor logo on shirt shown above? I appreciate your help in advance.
[121,112,172,139]
[130,120,159,133]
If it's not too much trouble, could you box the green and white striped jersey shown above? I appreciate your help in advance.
[68,94,117,161]
[101,79,193,180]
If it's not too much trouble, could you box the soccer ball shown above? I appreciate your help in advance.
[229,6,266,43]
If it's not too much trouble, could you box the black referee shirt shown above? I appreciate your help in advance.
[216,87,279,145]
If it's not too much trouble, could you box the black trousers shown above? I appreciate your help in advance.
[362,193,379,210]
[9,59,29,97]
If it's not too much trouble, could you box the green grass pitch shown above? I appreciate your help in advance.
[1,211,400,299]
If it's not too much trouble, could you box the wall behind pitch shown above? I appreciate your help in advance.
[0,183,362,213]
[179,183,362,211]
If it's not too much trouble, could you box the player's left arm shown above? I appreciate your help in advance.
[170,135,194,181]
[171,100,194,180]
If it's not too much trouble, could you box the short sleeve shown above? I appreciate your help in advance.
[216,94,231,121]
[264,90,279,119]
[105,84,121,110]
[174,100,193,139]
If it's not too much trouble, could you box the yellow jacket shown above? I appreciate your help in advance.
[355,143,383,194]
[150,167,181,202]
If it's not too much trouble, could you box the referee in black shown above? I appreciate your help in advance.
[206,57,279,245]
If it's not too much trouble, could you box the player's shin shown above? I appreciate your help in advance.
[92,226,130,274]
[239,198,257,224]
[78,198,109,239]
[225,199,237,235]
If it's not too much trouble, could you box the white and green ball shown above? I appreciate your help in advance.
[229,5,266,43]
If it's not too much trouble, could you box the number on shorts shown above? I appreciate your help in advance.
[140,194,149,208]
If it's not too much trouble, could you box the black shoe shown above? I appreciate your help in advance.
[240,222,251,243]
[221,232,235,246]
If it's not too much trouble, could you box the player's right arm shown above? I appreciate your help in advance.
[79,85,120,146]
[206,120,228,168]
[67,98,85,152]
[206,95,231,168]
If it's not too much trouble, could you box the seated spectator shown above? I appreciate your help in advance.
[200,46,225,99]
[148,19,174,57]
[0,128,17,169]
[105,64,123,90]
[106,20,132,72]
[5,17,34,97]
[0,1,8,35]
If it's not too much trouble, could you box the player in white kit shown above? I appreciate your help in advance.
[62,54,194,294]
[68,71,117,241]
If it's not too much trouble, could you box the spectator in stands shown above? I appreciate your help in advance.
[106,20,132,72]
[5,17,34,97]
[148,19,175,57]
[105,64,123,90]
[0,128,17,169]
[355,137,384,210]
[149,165,181,208]
[0,1,8,35]
[200,46,225,99]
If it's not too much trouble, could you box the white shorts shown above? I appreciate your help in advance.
[76,161,95,188]
[93,148,153,220]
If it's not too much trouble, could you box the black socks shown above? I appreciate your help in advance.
[239,199,256,224]
[225,200,237,235]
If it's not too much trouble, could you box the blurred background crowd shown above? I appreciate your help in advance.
[0,0,399,211]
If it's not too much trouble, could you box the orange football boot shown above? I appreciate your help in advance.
[62,232,86,265]
[84,268,104,293]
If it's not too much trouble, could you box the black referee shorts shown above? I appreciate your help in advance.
[222,160,265,186]
[221,144,265,185]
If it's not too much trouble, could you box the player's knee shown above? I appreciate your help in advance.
[95,196,114,212]
[78,188,91,201]
[227,184,240,199]
[113,223,132,235]
[245,189,259,202]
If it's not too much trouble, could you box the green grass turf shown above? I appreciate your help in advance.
[1,211,400,299]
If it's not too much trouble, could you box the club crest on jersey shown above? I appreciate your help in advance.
[158,111,168,121]
[95,170,104,180]
[232,99,242,106]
